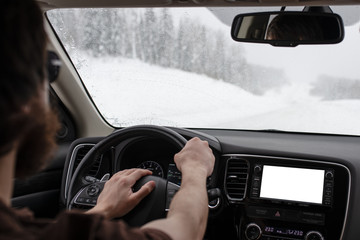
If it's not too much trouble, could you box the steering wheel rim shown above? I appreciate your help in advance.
[66,125,187,221]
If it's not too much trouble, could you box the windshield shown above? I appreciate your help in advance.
[47,7,360,135]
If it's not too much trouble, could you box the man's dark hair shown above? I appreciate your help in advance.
[0,0,47,156]
[266,15,324,41]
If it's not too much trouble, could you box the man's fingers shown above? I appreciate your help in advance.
[112,168,151,180]
[128,168,153,182]
[112,169,135,178]
[122,168,138,176]
[131,180,156,202]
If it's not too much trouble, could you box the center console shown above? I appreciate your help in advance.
[223,154,350,240]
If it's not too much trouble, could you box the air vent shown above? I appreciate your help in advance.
[225,157,249,201]
[72,144,102,177]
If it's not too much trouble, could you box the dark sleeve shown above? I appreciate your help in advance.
[38,211,172,240]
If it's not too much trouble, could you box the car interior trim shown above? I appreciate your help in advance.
[64,143,95,200]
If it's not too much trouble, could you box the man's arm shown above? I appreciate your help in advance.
[141,137,215,240]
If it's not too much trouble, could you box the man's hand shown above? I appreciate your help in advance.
[174,137,215,177]
[87,169,155,220]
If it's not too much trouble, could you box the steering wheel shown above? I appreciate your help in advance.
[66,125,187,226]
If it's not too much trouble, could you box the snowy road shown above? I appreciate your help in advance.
[78,56,360,136]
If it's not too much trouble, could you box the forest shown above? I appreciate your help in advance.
[48,8,287,95]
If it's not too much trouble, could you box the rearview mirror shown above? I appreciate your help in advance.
[231,12,344,47]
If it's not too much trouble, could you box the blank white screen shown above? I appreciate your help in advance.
[260,166,325,204]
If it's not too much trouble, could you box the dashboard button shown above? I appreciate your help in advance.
[324,196,332,205]
[325,181,333,188]
[254,165,262,174]
[253,180,260,188]
[305,231,324,240]
[251,189,259,196]
[284,209,299,221]
[273,210,282,218]
[245,223,262,240]
[247,207,270,218]
[300,212,325,225]
[325,171,334,180]
[324,191,332,197]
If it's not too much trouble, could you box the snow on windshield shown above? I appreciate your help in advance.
[47,7,360,135]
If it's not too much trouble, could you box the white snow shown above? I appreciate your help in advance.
[79,55,360,136]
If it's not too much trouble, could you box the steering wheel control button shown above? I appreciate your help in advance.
[74,195,98,206]
[85,176,98,183]
[74,182,105,206]
[87,185,100,197]
[305,231,324,240]
[245,223,262,240]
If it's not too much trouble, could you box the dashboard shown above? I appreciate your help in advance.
[60,127,360,240]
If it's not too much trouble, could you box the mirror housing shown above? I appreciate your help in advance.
[231,11,344,47]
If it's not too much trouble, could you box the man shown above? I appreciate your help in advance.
[266,14,324,41]
[0,0,215,239]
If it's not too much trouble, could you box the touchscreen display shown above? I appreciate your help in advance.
[260,166,325,204]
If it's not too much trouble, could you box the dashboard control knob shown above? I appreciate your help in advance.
[207,188,221,201]
[254,165,262,174]
[305,231,324,240]
[325,171,334,180]
[208,197,220,209]
[245,223,262,240]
